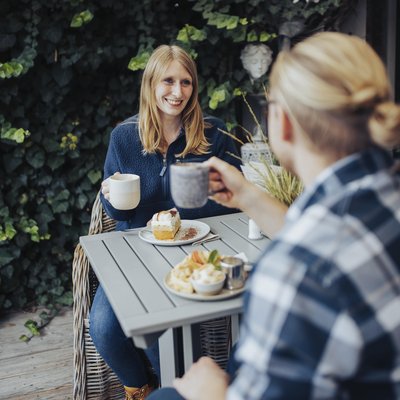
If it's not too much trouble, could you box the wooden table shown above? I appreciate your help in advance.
[80,212,269,385]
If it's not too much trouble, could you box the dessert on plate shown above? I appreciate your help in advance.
[151,208,181,240]
[168,250,225,294]
[190,265,226,295]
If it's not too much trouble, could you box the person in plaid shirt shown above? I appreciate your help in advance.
[148,32,400,400]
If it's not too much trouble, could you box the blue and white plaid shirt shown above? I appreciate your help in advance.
[228,146,400,400]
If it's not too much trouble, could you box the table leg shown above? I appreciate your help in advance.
[158,329,176,387]
[182,324,194,372]
[231,314,240,345]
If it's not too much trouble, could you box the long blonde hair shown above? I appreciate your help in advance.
[270,32,400,156]
[139,45,210,157]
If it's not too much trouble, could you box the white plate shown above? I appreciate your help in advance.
[139,220,210,246]
[164,272,245,301]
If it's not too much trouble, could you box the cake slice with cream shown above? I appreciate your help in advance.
[151,208,181,240]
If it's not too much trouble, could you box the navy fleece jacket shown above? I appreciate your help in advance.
[101,114,241,231]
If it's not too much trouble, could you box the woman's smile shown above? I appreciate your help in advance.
[165,98,183,107]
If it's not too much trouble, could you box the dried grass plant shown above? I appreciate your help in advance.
[249,160,303,206]
[220,92,303,206]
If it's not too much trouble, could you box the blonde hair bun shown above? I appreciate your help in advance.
[270,32,400,154]
[369,101,400,149]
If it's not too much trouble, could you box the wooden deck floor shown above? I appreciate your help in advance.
[0,307,73,400]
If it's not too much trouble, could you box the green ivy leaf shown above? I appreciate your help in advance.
[177,28,189,43]
[37,204,55,225]
[39,311,50,322]
[19,334,30,342]
[246,30,258,42]
[17,216,50,243]
[269,5,280,15]
[47,155,65,170]
[37,294,49,305]
[24,319,40,336]
[70,10,94,28]
[230,26,247,43]
[204,11,240,31]
[56,291,73,306]
[1,122,30,143]
[2,152,23,172]
[54,189,70,202]
[207,34,220,46]
[49,286,64,296]
[60,213,72,225]
[226,16,239,30]
[0,249,17,266]
[76,193,88,209]
[50,189,70,214]
[0,61,24,78]
[0,44,37,79]
[52,202,69,214]
[0,221,17,241]
[51,65,73,87]
[226,121,235,131]
[26,147,45,169]
[87,169,102,184]
[1,265,14,279]
[259,31,276,42]
[127,51,151,72]
[209,88,226,110]
[177,25,206,43]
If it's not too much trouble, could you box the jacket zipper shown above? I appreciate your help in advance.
[159,156,168,199]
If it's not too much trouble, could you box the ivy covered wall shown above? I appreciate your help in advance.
[0,0,355,312]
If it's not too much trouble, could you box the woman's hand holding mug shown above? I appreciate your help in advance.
[102,172,141,210]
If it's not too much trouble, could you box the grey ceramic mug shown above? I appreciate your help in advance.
[170,162,210,209]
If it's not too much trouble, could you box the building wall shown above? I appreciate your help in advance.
[342,0,398,101]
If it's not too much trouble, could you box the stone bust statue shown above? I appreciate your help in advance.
[240,44,273,81]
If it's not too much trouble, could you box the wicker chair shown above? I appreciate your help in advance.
[72,192,124,400]
[72,192,232,399]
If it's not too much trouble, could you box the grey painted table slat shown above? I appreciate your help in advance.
[81,237,146,317]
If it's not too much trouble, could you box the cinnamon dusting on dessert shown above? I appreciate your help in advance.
[180,227,197,240]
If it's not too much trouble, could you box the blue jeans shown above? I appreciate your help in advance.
[147,387,185,400]
[89,285,161,387]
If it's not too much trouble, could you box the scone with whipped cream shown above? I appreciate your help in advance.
[151,208,181,240]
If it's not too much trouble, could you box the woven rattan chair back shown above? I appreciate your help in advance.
[72,192,124,400]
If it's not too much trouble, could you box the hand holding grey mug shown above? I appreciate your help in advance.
[170,162,210,209]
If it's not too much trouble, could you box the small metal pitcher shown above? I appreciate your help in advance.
[220,256,246,290]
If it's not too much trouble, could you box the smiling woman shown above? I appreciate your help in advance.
[89,44,241,400]
[138,45,210,158]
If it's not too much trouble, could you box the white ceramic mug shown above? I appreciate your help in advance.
[170,163,209,209]
[109,174,140,210]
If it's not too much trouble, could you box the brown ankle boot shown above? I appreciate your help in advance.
[124,383,154,400]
